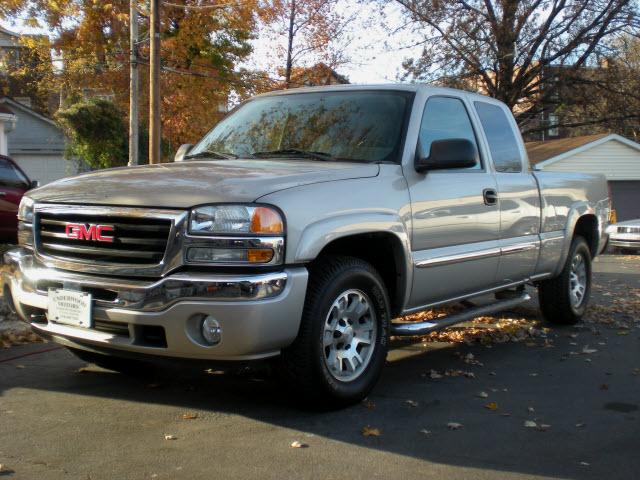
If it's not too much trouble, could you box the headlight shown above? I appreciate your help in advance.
[187,205,284,265]
[189,205,283,235]
[17,196,34,223]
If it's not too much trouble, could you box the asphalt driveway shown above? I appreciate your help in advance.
[0,255,638,480]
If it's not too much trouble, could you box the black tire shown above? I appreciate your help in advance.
[67,347,152,375]
[538,236,592,325]
[279,255,390,408]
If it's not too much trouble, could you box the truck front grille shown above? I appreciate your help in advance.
[617,226,640,234]
[37,213,171,265]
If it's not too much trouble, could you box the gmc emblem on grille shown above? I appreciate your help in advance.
[65,223,115,243]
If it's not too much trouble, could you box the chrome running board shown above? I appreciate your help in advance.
[391,293,531,336]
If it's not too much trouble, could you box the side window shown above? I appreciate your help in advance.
[474,102,523,173]
[418,97,481,169]
[0,158,29,189]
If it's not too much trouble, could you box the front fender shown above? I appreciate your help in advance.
[294,211,413,309]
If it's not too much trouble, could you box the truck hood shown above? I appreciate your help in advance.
[29,159,380,209]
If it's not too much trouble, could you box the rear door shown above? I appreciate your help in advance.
[406,95,501,309]
[473,101,540,284]
[0,156,30,242]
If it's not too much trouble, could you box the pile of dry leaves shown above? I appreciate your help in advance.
[394,305,547,346]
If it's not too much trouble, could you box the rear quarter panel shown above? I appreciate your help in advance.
[532,171,609,276]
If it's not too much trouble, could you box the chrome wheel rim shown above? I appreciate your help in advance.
[569,252,587,308]
[322,289,377,382]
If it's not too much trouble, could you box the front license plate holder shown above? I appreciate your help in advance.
[48,289,93,328]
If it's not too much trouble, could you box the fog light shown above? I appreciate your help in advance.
[201,316,222,345]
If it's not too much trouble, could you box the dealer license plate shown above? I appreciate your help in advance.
[48,289,92,328]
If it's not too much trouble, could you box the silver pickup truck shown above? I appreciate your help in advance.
[3,85,609,406]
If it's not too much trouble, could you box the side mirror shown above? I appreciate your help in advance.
[29,180,40,189]
[415,138,478,173]
[174,144,193,162]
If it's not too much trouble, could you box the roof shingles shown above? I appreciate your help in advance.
[525,134,610,165]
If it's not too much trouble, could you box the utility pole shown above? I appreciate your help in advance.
[128,0,139,167]
[149,0,161,164]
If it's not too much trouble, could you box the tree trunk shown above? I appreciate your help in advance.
[285,0,296,88]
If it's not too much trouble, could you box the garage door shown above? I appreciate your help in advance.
[11,154,78,185]
[609,181,640,221]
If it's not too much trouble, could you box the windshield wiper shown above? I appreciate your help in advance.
[250,149,335,162]
[185,149,238,160]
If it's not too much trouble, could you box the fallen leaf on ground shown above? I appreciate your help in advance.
[579,462,590,466]
[362,399,376,410]
[529,373,539,377]
[600,384,609,390]
[419,429,431,435]
[182,413,198,420]
[485,402,498,411]
[524,420,537,428]
[489,371,497,376]
[575,423,586,428]
[164,434,177,440]
[362,426,381,437]
[582,346,598,354]
[476,391,489,398]
[447,422,463,430]
[290,441,308,448]
[405,400,419,407]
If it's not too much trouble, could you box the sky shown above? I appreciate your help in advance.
[2,1,423,85]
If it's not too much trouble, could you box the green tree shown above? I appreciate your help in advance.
[55,98,128,169]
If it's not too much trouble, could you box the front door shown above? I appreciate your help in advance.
[405,96,501,309]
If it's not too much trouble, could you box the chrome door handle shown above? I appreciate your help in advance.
[483,188,498,206]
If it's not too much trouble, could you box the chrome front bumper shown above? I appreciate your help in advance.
[2,248,308,361]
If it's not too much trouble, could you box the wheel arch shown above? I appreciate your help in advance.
[294,213,411,317]
[554,203,600,276]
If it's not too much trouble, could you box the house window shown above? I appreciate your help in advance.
[547,114,559,137]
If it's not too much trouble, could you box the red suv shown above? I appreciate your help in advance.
[0,155,37,243]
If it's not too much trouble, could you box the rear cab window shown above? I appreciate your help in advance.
[474,102,523,173]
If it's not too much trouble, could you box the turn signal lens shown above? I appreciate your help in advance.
[247,248,274,263]
[251,207,283,234]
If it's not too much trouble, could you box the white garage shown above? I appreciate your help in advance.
[0,97,79,185]
[526,134,640,221]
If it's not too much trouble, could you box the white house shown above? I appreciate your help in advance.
[526,134,640,221]
[0,97,79,185]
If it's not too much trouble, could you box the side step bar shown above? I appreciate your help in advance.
[391,293,531,336]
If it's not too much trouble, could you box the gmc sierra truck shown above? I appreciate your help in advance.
[3,85,609,406]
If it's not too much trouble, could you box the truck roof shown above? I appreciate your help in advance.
[254,83,498,103]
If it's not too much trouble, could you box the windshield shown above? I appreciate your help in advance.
[188,90,414,163]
